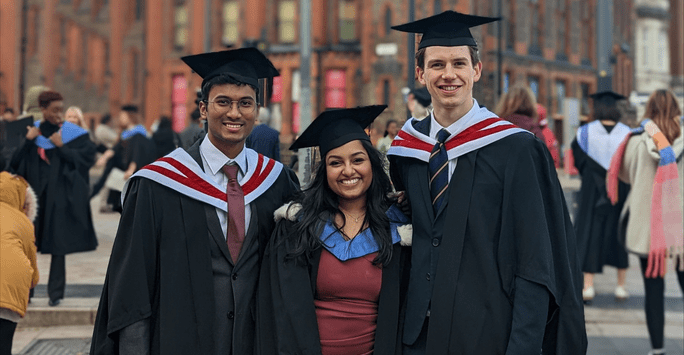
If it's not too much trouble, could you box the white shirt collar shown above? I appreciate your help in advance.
[429,99,481,139]
[199,135,248,176]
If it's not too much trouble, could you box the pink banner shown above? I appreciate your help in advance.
[271,76,283,103]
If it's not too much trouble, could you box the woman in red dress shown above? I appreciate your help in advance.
[257,106,410,355]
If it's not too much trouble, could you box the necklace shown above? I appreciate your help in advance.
[340,209,366,223]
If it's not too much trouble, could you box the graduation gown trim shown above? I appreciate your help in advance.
[121,124,148,140]
[576,121,630,170]
[387,100,527,162]
[33,121,89,149]
[127,147,283,208]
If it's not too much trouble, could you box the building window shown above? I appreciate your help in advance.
[325,70,346,108]
[434,0,441,14]
[292,70,301,133]
[580,0,591,62]
[642,29,649,68]
[555,80,565,114]
[174,1,189,50]
[132,51,140,97]
[172,74,188,132]
[556,0,567,59]
[529,0,542,55]
[384,7,392,36]
[505,2,515,50]
[382,79,391,106]
[135,0,144,21]
[278,0,296,43]
[339,0,357,42]
[528,76,539,99]
[81,31,89,77]
[658,30,667,67]
[503,72,510,93]
[222,1,239,46]
[580,83,590,116]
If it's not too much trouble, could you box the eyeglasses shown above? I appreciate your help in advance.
[206,98,257,115]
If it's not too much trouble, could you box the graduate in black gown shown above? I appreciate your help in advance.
[257,106,410,355]
[388,11,587,354]
[9,90,97,307]
[571,91,631,303]
[90,48,300,355]
[91,105,156,212]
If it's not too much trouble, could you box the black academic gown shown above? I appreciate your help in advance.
[390,126,587,354]
[571,139,629,273]
[256,219,408,355]
[91,133,157,200]
[9,132,97,255]
[90,141,300,355]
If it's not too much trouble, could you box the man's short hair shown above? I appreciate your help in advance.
[200,74,259,105]
[121,104,139,113]
[190,109,201,122]
[415,46,480,69]
[38,91,64,109]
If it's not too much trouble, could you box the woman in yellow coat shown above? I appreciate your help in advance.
[0,172,39,355]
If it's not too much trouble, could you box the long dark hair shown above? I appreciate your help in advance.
[286,139,394,265]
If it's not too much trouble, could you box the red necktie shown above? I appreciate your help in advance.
[222,164,245,263]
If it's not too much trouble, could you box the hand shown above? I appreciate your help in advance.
[26,126,40,140]
[388,191,411,217]
[49,131,63,147]
[96,149,115,167]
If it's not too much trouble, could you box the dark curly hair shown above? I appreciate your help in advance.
[286,140,394,265]
[38,91,63,109]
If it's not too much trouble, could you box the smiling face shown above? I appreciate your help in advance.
[417,45,481,119]
[41,100,64,125]
[199,83,258,158]
[325,140,373,204]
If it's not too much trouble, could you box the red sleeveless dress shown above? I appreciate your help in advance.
[314,249,382,355]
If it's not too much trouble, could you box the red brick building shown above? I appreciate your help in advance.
[2,0,637,147]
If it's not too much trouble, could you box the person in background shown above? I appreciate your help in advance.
[494,85,543,139]
[257,105,408,355]
[0,172,39,355]
[92,114,119,213]
[246,107,280,161]
[9,90,98,307]
[376,119,399,155]
[571,91,632,303]
[179,109,204,149]
[1,108,16,122]
[151,116,180,159]
[389,11,586,354]
[537,104,561,168]
[91,105,156,212]
[65,106,88,129]
[609,89,684,355]
[407,87,431,120]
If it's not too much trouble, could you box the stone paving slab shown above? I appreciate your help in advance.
[20,298,99,329]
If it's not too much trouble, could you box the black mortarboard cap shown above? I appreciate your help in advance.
[411,87,431,107]
[290,105,387,156]
[589,91,627,106]
[181,48,279,88]
[392,11,500,49]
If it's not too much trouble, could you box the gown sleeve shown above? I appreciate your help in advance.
[256,219,322,355]
[90,178,160,355]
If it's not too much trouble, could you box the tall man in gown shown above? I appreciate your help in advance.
[90,48,300,355]
[387,11,587,354]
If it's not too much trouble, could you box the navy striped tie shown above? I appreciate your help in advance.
[429,129,451,213]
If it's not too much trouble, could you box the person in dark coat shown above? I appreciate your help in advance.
[571,91,632,303]
[9,90,98,307]
[90,48,300,355]
[257,106,410,355]
[179,109,205,149]
[91,105,156,212]
[151,116,180,158]
[388,11,587,354]
[246,107,281,161]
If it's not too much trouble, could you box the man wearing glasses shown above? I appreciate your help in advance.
[90,48,300,355]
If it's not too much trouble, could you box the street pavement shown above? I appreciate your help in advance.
[11,170,684,355]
